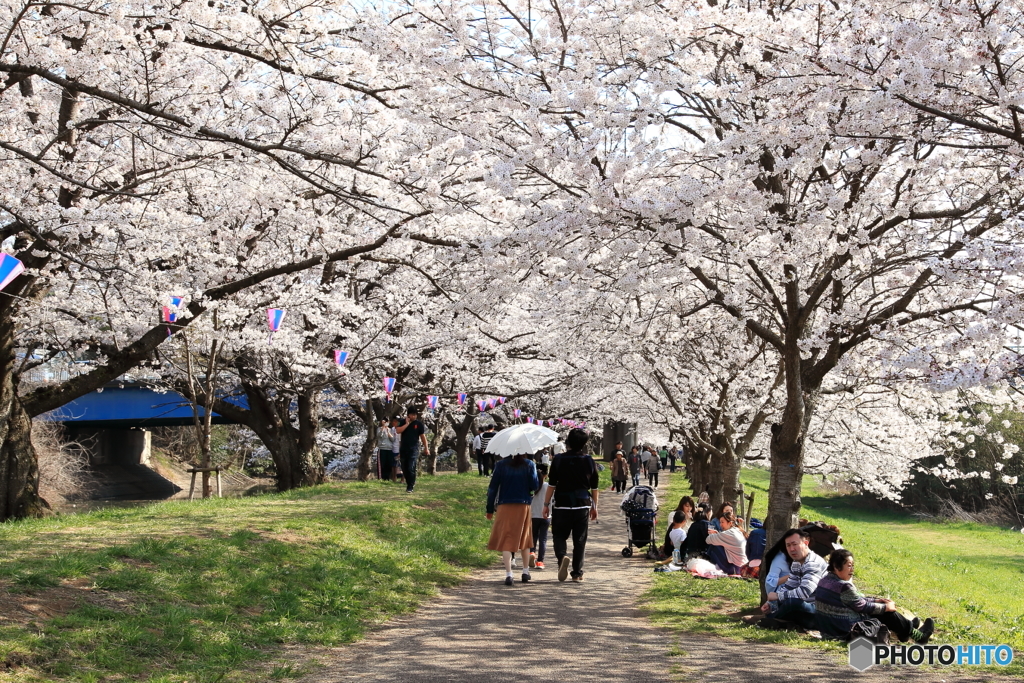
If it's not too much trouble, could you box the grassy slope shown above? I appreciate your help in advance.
[0,475,493,683]
[644,468,1024,675]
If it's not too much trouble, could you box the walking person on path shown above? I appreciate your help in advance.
[627,446,642,488]
[647,453,660,488]
[395,406,428,493]
[486,452,540,585]
[610,450,628,493]
[543,428,599,583]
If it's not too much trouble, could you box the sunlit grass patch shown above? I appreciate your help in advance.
[0,474,493,682]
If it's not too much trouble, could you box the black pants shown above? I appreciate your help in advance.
[476,451,485,475]
[400,450,419,491]
[878,610,914,641]
[613,479,627,493]
[551,508,590,578]
[648,472,659,487]
[669,457,676,472]
[378,449,391,480]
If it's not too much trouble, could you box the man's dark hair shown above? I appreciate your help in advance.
[828,548,853,573]
[565,428,588,451]
[407,406,419,415]
[485,424,495,431]
[781,528,810,543]
[672,510,686,525]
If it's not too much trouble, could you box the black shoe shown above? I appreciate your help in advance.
[521,573,531,583]
[911,617,921,629]
[405,488,414,493]
[504,576,513,586]
[917,618,935,644]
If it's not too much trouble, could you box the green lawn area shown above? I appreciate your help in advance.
[0,475,494,682]
[644,468,1024,676]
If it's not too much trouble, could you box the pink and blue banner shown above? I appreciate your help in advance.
[457,393,468,406]
[267,308,285,343]
[513,409,521,418]
[383,376,396,395]
[486,398,496,410]
[0,253,25,293]
[477,400,487,412]
[334,350,349,367]
[498,397,506,405]
[427,395,439,411]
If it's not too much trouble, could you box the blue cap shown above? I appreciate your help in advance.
[750,518,763,529]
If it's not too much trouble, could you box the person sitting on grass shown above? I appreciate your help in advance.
[813,549,935,643]
[705,511,748,575]
[759,528,827,630]
[654,511,689,566]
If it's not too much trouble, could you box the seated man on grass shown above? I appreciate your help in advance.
[759,528,827,630]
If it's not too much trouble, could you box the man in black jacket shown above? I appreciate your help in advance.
[543,429,600,582]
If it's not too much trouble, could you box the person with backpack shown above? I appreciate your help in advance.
[543,428,600,583]
[813,549,934,643]
[646,452,661,488]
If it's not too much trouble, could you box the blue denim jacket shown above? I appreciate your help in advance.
[486,458,539,514]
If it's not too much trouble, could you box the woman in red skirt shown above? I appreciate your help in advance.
[486,452,540,585]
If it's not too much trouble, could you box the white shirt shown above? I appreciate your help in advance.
[552,442,566,455]
[669,527,687,550]
[531,482,550,518]
[472,434,482,451]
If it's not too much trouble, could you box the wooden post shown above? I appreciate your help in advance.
[188,470,197,501]
[216,469,222,498]
[738,484,746,532]
[746,490,756,527]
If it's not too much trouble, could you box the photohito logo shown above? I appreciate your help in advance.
[848,638,1015,672]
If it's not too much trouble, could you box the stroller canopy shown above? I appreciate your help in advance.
[621,485,659,517]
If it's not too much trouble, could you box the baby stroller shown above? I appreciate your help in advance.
[620,485,659,558]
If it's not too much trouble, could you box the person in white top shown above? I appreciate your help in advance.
[473,431,485,476]
[529,464,551,569]
[552,437,566,455]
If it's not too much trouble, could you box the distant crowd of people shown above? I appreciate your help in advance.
[608,441,678,492]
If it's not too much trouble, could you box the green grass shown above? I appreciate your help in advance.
[0,475,494,682]
[643,468,1024,676]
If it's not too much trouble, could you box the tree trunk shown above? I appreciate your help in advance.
[357,420,378,482]
[763,390,818,550]
[0,394,46,521]
[450,410,475,474]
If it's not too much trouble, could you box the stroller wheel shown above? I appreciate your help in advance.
[622,547,633,557]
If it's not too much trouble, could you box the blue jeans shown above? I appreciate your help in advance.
[400,449,419,490]
[531,518,550,563]
[771,598,817,630]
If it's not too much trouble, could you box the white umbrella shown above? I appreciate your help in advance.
[485,424,558,457]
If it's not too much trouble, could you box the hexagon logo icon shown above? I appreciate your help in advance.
[849,637,876,672]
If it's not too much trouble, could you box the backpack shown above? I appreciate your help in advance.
[800,521,841,558]
[850,618,890,644]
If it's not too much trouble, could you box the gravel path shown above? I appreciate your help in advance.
[299,474,1000,683]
